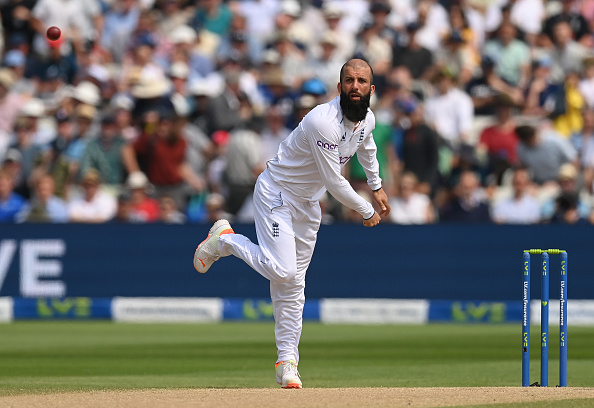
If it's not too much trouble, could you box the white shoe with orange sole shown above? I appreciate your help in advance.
[275,360,302,389]
[193,219,234,273]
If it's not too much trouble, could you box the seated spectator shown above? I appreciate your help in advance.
[22,173,68,223]
[542,163,591,222]
[397,98,439,195]
[0,68,26,137]
[79,114,136,186]
[204,192,233,223]
[492,167,541,224]
[133,110,205,209]
[392,22,434,81]
[552,72,586,139]
[549,21,591,84]
[466,55,524,117]
[439,170,491,223]
[43,113,79,198]
[516,125,577,185]
[67,169,117,223]
[483,22,530,87]
[8,116,47,199]
[572,109,594,193]
[478,96,519,183]
[126,171,160,223]
[159,195,186,224]
[0,167,27,222]
[579,58,594,109]
[523,56,565,119]
[389,172,435,224]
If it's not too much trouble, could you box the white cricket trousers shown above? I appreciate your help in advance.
[218,170,321,363]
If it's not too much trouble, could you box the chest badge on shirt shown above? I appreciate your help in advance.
[272,221,280,238]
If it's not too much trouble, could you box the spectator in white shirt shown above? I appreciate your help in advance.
[389,171,435,224]
[492,167,541,224]
[68,169,117,223]
[424,68,474,147]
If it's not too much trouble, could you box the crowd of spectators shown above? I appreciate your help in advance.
[1,0,594,225]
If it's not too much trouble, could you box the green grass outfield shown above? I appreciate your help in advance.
[0,322,593,395]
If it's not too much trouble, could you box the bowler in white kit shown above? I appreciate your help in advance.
[193,59,391,388]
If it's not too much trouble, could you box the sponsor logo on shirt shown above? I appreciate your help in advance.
[340,155,353,165]
[317,140,338,150]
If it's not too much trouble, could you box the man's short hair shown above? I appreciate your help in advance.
[339,59,374,84]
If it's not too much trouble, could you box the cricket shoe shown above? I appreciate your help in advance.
[275,360,302,389]
[193,219,234,273]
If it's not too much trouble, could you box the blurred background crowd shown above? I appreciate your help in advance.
[1,0,594,225]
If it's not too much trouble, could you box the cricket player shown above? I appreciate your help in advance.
[193,59,390,388]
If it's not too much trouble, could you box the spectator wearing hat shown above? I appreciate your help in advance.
[22,173,68,222]
[541,163,591,222]
[167,25,214,81]
[67,168,117,223]
[269,31,311,89]
[7,116,47,199]
[132,110,205,209]
[369,1,400,48]
[320,2,355,63]
[0,166,28,222]
[19,97,54,146]
[258,67,297,121]
[42,113,77,198]
[125,170,160,222]
[260,105,290,165]
[516,124,577,185]
[413,0,450,53]
[0,68,26,138]
[79,114,137,186]
[393,22,434,80]
[292,94,316,123]
[491,167,541,224]
[309,32,342,97]
[433,30,476,86]
[483,22,530,87]
[352,16,392,78]
[424,68,474,173]
[101,0,141,63]
[2,50,34,96]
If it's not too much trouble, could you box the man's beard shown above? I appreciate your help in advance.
[340,89,371,122]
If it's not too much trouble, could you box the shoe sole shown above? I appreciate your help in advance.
[193,219,233,273]
[283,383,302,389]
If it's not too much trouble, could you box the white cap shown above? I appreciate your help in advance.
[169,25,198,44]
[73,81,101,106]
[127,171,150,189]
[169,62,189,79]
[20,98,45,117]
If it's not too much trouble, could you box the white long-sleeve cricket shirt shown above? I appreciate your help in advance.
[266,96,382,219]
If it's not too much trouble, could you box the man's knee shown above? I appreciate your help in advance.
[273,264,297,283]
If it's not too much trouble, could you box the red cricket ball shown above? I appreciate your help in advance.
[46,26,61,41]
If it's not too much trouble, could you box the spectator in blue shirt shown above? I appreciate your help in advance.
[0,166,27,222]
[22,173,68,223]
